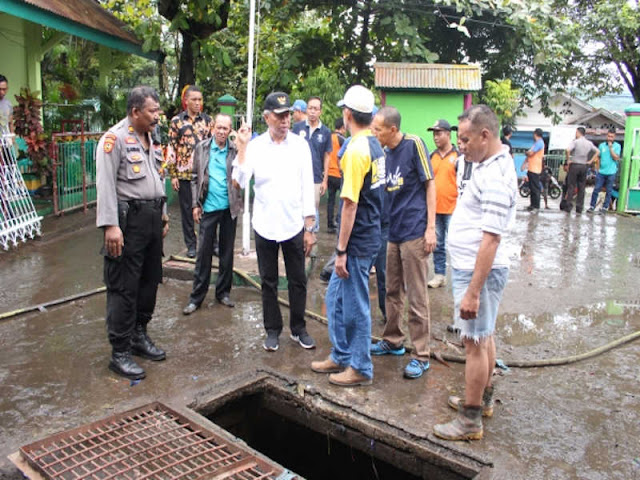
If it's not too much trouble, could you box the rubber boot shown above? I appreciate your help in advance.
[109,351,146,380]
[448,385,495,418]
[131,324,166,361]
[433,405,483,441]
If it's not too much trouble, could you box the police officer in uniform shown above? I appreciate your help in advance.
[96,86,169,380]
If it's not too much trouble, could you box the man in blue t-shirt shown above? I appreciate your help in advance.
[292,97,333,231]
[183,114,243,315]
[588,128,621,213]
[370,106,437,380]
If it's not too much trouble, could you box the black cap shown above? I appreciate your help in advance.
[427,119,457,132]
[264,92,292,114]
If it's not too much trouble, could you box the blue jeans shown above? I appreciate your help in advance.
[326,254,376,378]
[590,173,615,210]
[434,214,451,275]
[452,268,508,342]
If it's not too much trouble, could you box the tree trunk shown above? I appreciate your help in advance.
[178,31,196,94]
[354,3,371,84]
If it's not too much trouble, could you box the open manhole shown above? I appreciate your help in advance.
[13,402,290,479]
[192,371,492,480]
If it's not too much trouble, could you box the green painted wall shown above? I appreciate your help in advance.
[383,91,464,153]
[619,104,640,212]
[1,15,29,105]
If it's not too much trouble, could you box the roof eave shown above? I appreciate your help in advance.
[1,0,163,62]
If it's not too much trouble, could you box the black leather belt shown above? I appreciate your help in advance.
[126,198,164,209]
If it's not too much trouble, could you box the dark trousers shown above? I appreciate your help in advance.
[326,176,341,228]
[104,201,163,352]
[528,171,541,209]
[254,229,307,336]
[178,179,197,252]
[565,164,587,212]
[190,208,237,305]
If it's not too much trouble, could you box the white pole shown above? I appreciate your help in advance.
[242,0,256,255]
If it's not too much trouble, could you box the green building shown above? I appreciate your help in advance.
[374,63,481,152]
[0,0,161,103]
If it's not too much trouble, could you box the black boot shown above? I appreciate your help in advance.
[131,324,166,361]
[109,351,146,380]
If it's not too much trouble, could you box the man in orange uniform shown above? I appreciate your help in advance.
[522,128,545,212]
[427,119,458,289]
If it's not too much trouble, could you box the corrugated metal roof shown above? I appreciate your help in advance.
[22,0,141,45]
[374,63,482,92]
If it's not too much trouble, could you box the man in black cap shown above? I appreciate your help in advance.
[234,92,317,352]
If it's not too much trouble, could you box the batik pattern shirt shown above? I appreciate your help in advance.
[167,111,213,180]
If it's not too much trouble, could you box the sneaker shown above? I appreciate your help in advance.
[587,207,595,213]
[290,331,316,349]
[403,359,430,379]
[370,340,405,356]
[428,274,447,288]
[329,367,372,387]
[263,332,279,352]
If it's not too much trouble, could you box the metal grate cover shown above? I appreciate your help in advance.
[19,402,285,479]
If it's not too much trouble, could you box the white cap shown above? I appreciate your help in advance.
[337,85,375,114]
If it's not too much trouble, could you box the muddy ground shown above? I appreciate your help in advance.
[0,191,639,479]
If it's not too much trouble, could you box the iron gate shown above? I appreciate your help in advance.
[52,131,102,215]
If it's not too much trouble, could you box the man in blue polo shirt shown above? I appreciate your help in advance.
[588,128,621,213]
[293,96,333,231]
[311,85,385,387]
[370,106,436,379]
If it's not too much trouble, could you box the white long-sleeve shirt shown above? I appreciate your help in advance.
[233,131,315,242]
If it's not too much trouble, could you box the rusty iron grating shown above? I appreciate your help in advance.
[19,402,285,480]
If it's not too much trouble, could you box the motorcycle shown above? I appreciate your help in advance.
[519,168,562,200]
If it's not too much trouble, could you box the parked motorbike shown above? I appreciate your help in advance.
[519,168,562,200]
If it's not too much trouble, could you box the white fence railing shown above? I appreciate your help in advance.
[0,135,42,249]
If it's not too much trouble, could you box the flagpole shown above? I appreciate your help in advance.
[242,0,256,255]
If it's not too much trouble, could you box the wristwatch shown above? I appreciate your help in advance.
[335,247,347,256]
[304,225,315,233]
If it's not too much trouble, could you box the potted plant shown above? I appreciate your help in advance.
[13,87,52,189]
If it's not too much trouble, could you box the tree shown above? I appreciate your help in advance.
[482,79,522,126]
[578,0,640,102]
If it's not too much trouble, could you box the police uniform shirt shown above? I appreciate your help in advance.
[96,117,166,227]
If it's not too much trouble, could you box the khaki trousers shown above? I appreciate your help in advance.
[382,236,431,361]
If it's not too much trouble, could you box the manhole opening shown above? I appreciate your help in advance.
[195,376,485,480]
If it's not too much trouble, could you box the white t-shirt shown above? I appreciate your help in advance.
[233,131,316,242]
[447,151,517,270]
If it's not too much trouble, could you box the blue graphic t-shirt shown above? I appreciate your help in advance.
[385,134,434,244]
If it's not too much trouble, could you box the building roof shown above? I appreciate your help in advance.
[24,0,139,44]
[374,63,482,92]
[1,0,162,60]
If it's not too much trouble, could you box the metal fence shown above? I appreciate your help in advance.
[52,132,102,215]
[0,135,42,249]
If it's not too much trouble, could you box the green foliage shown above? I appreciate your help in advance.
[482,79,522,125]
